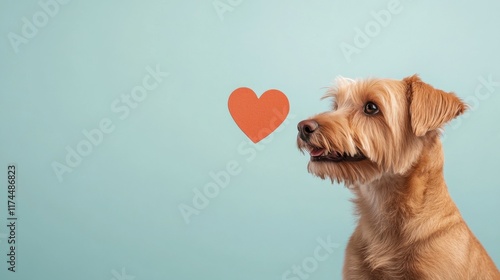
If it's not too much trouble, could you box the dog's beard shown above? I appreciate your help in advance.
[307,160,382,185]
[297,136,384,185]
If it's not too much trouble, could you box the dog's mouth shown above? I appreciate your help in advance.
[308,147,366,162]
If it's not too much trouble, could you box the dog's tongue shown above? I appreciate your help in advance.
[310,148,325,157]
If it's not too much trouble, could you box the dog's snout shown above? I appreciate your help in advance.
[298,120,319,140]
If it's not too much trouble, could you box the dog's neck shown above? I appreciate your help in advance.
[351,133,458,237]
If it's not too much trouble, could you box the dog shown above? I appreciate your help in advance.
[297,75,499,279]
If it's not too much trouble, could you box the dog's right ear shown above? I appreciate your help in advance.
[404,75,467,137]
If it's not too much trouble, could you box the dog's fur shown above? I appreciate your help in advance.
[297,75,499,279]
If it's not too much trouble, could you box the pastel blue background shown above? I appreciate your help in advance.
[1,0,499,279]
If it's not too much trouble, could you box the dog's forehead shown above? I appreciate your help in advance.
[326,78,406,106]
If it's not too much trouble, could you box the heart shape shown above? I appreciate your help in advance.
[228,87,290,143]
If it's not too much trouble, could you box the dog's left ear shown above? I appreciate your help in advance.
[404,75,467,137]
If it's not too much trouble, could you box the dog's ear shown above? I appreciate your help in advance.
[404,75,467,137]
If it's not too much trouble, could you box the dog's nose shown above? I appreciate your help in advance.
[297,120,319,141]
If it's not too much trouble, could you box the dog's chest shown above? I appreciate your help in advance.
[365,242,419,277]
[352,183,425,277]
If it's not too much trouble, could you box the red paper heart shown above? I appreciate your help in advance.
[228,87,290,143]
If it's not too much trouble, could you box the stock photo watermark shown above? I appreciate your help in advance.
[111,267,135,280]
[339,0,404,63]
[282,235,340,280]
[178,106,295,225]
[5,164,18,273]
[7,0,71,54]
[51,64,169,182]
[442,74,499,142]
[213,0,244,21]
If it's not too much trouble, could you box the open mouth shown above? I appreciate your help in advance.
[308,147,366,162]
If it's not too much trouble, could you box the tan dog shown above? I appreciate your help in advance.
[297,75,499,279]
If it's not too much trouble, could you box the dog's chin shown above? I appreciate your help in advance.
[308,147,367,163]
[308,160,382,185]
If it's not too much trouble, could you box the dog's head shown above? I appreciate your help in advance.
[297,75,466,185]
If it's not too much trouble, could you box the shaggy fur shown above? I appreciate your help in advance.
[297,75,499,279]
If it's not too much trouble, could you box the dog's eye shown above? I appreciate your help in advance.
[364,102,379,115]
